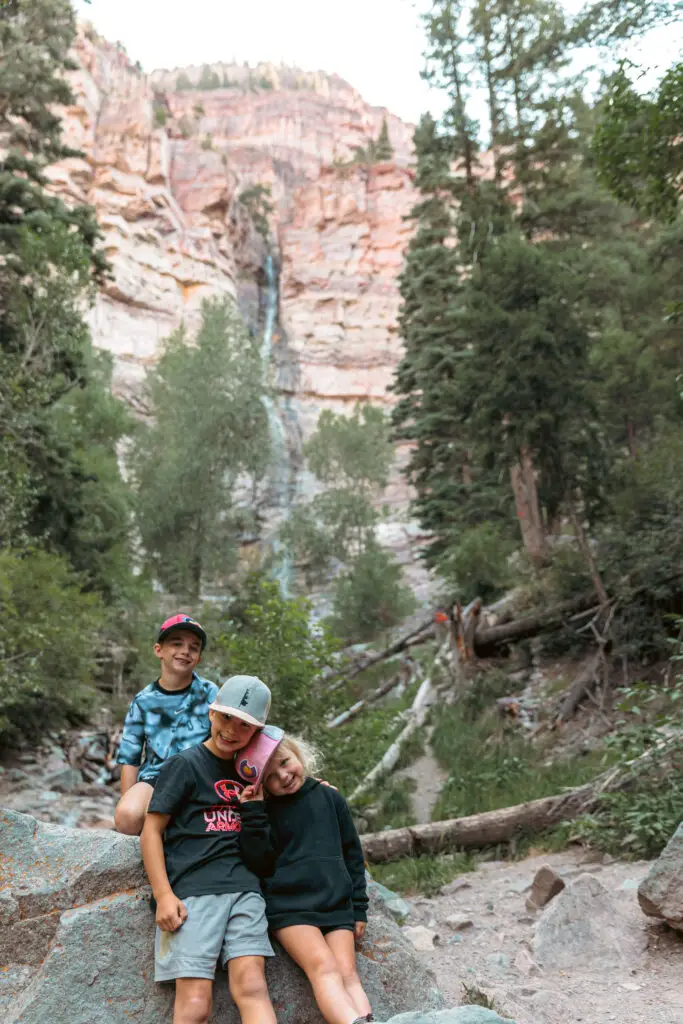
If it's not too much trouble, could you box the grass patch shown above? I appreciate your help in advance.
[371,852,474,897]
[431,687,609,822]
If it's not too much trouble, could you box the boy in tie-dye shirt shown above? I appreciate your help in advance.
[114,614,218,835]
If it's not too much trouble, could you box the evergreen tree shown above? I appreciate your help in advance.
[132,298,270,601]
[374,116,394,161]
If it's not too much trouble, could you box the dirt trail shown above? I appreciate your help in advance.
[403,848,683,1024]
[394,725,448,824]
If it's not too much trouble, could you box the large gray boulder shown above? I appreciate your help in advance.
[638,820,683,929]
[0,809,443,1024]
[533,873,647,968]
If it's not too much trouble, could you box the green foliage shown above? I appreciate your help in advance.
[198,65,221,90]
[175,71,192,91]
[370,852,474,897]
[131,297,269,600]
[201,133,213,151]
[431,679,607,821]
[437,522,515,604]
[574,659,683,857]
[327,541,416,645]
[594,62,683,220]
[374,116,394,161]
[364,777,416,832]
[461,985,500,1011]
[0,548,104,744]
[210,577,339,735]
[237,183,273,239]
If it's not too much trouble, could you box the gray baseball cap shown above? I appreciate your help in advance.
[210,675,271,727]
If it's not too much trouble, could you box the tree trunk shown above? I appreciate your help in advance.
[361,783,598,863]
[510,448,545,564]
[473,590,598,656]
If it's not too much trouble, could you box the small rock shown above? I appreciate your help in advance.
[485,951,510,972]
[51,767,84,793]
[444,914,473,932]
[620,982,641,991]
[401,925,437,952]
[445,934,464,945]
[525,864,565,912]
[619,878,641,891]
[514,948,540,977]
[439,877,472,897]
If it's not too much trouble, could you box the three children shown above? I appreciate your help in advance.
[122,616,372,1024]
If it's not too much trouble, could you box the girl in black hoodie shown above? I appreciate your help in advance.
[238,735,373,1024]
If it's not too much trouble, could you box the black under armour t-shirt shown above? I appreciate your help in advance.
[148,743,261,900]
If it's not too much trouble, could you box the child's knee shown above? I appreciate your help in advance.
[229,959,269,1003]
[175,988,211,1024]
[114,802,144,836]
[340,964,361,988]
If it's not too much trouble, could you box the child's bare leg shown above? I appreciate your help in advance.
[275,926,361,1024]
[114,781,154,835]
[173,978,212,1024]
[325,929,372,1017]
[228,956,276,1024]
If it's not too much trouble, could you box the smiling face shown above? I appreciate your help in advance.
[264,743,305,797]
[154,628,202,684]
[206,710,258,760]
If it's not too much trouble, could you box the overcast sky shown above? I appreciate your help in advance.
[72,0,682,128]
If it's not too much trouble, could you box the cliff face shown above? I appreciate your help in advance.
[50,27,429,594]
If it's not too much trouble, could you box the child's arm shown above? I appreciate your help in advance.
[140,813,187,931]
[116,697,146,788]
[333,791,369,937]
[238,784,277,876]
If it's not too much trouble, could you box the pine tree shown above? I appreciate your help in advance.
[374,115,394,161]
[132,298,270,600]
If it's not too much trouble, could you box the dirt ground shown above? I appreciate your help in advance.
[404,848,683,1024]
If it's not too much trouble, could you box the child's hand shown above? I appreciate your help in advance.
[316,779,338,790]
[354,921,366,943]
[239,782,264,803]
[156,892,187,932]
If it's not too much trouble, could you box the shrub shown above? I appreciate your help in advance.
[0,549,104,743]
[211,577,338,735]
[326,542,416,645]
[436,522,515,604]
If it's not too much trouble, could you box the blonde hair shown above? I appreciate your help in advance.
[267,734,322,782]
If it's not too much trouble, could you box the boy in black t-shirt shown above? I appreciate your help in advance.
[140,675,277,1024]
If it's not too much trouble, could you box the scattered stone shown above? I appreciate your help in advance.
[533,874,648,968]
[638,821,683,930]
[619,878,641,892]
[2,809,445,1023]
[444,934,464,945]
[444,914,474,932]
[525,864,565,912]
[51,767,84,793]
[514,948,540,977]
[402,925,438,952]
[486,951,511,972]
[620,982,641,991]
[439,877,473,897]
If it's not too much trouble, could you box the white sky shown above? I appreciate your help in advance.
[72,0,682,128]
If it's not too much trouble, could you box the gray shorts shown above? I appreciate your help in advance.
[154,892,274,982]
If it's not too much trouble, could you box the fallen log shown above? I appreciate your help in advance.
[348,676,434,804]
[326,618,434,691]
[360,782,600,862]
[473,590,598,656]
[327,655,419,729]
[556,654,601,722]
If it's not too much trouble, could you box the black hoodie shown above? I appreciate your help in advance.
[239,778,368,932]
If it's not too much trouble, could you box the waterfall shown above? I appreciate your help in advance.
[260,251,296,597]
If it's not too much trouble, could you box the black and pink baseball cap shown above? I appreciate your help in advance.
[157,614,207,649]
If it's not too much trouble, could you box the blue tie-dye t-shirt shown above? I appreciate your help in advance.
[117,673,219,783]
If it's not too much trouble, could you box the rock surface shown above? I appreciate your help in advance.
[638,820,683,929]
[533,873,648,968]
[0,809,443,1024]
[388,1010,514,1023]
[525,864,565,912]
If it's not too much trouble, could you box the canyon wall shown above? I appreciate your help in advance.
[50,26,431,597]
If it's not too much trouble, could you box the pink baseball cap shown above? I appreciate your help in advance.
[157,614,207,649]
[236,725,285,783]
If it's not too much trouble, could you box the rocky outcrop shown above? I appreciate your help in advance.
[1,808,444,1024]
[638,820,683,929]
